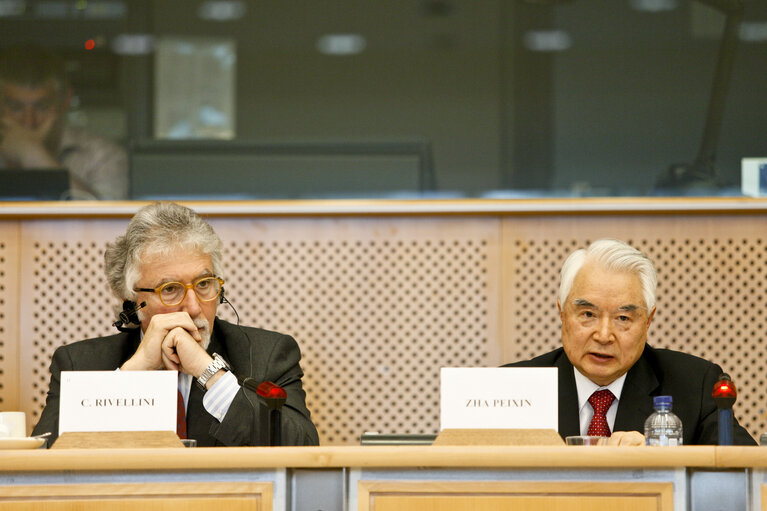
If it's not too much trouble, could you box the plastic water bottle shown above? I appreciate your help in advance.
[644,395,683,446]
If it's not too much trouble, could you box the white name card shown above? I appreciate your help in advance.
[59,371,178,436]
[440,367,558,431]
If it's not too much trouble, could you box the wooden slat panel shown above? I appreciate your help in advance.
[359,481,673,511]
[4,208,765,445]
[0,222,20,418]
[0,496,258,511]
[370,495,660,511]
[0,482,271,511]
[16,216,501,446]
[17,220,124,428]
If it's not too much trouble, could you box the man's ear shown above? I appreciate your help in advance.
[557,299,563,322]
[646,306,656,328]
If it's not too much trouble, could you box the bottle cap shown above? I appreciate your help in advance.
[653,395,672,408]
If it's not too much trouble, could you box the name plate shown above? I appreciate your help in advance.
[440,367,558,430]
[59,371,177,436]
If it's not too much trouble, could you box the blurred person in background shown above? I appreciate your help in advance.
[0,44,128,199]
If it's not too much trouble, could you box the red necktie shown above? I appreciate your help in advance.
[176,389,187,439]
[587,389,615,437]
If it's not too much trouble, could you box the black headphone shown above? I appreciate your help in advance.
[113,300,146,332]
[220,286,226,304]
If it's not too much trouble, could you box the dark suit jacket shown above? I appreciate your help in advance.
[505,345,755,445]
[32,318,319,447]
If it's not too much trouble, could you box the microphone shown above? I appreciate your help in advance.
[112,301,146,332]
[239,377,286,446]
[712,373,737,445]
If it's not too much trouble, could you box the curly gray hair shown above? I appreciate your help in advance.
[104,202,224,300]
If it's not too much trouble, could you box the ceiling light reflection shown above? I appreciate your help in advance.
[523,30,572,52]
[740,22,767,43]
[629,0,678,13]
[316,34,367,56]
[111,34,155,55]
[198,1,246,21]
[0,0,25,16]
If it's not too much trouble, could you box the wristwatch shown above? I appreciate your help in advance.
[197,352,231,390]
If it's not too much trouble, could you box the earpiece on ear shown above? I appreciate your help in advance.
[113,300,146,331]
[120,301,138,324]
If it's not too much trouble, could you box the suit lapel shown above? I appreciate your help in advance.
[118,330,142,367]
[555,354,581,437]
[614,348,658,433]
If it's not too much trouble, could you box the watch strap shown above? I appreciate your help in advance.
[197,352,230,390]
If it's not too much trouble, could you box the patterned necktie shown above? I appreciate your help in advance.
[587,389,615,437]
[176,389,188,439]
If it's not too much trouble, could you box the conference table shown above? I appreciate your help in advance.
[1,445,767,510]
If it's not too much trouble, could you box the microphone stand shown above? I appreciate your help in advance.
[712,373,737,445]
[240,377,287,446]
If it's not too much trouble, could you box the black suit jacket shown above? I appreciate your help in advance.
[32,318,319,447]
[505,345,755,445]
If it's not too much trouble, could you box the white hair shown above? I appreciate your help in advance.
[558,238,657,310]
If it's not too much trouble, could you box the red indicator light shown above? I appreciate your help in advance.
[85,39,96,50]
[713,380,737,399]
[257,381,287,400]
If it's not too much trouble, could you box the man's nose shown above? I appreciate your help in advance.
[21,106,39,129]
[180,288,203,315]
[593,316,614,342]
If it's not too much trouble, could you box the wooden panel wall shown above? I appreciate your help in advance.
[9,216,502,444]
[358,481,674,511]
[1,211,765,443]
[0,481,272,511]
[0,223,20,411]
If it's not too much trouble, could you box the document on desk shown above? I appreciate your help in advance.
[440,367,558,430]
[59,371,177,436]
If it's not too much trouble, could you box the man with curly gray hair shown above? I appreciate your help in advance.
[33,202,318,446]
[506,238,754,446]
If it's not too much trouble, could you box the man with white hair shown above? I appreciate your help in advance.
[507,238,755,446]
[33,202,318,446]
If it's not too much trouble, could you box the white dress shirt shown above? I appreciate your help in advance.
[573,368,627,435]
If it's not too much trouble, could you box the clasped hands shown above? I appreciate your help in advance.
[120,311,212,379]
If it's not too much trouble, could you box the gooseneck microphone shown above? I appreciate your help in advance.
[223,292,284,445]
[238,376,287,446]
[112,301,147,332]
[713,373,737,446]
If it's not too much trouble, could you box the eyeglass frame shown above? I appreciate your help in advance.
[133,276,225,306]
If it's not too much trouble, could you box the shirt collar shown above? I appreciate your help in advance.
[573,367,627,411]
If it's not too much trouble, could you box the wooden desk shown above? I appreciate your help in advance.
[1,445,763,510]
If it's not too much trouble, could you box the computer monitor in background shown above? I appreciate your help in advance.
[0,169,70,201]
[129,140,435,200]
